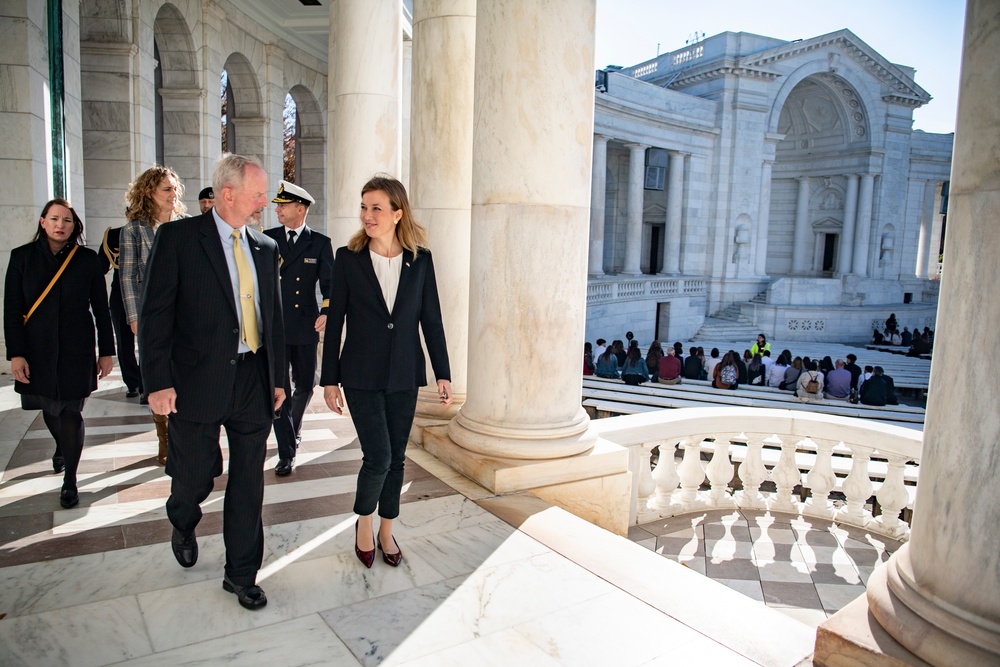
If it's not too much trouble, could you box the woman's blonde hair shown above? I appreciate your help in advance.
[125,164,187,225]
[347,174,428,259]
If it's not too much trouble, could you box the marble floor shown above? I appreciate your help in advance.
[0,372,862,666]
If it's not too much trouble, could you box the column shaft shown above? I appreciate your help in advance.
[791,176,811,274]
[410,0,476,419]
[838,174,859,275]
[622,142,647,275]
[663,150,684,275]
[915,180,935,279]
[589,134,609,276]
[755,160,773,277]
[328,0,402,249]
[852,174,875,277]
[448,0,597,460]
[866,1,1000,663]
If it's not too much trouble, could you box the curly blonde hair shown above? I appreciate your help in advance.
[124,165,187,225]
[348,174,428,260]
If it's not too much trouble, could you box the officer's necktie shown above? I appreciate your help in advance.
[232,229,260,352]
[288,230,297,246]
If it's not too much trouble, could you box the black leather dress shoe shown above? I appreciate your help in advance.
[274,458,294,476]
[52,455,65,475]
[171,528,198,568]
[139,393,149,405]
[59,488,79,509]
[223,576,267,610]
[126,389,139,398]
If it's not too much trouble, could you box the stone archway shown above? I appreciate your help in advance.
[765,74,872,276]
[222,53,264,159]
[287,84,326,233]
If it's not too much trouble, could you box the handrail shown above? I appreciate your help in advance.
[590,407,921,540]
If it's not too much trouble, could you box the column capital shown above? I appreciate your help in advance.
[623,142,649,151]
[593,133,611,143]
[667,149,689,158]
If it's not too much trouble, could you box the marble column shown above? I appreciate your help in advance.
[838,174,859,275]
[588,134,609,276]
[662,150,684,275]
[410,0,476,419]
[754,160,773,277]
[851,174,875,277]
[327,0,402,249]
[622,142,647,275]
[791,176,811,274]
[448,0,596,460]
[915,180,935,279]
[864,3,1000,664]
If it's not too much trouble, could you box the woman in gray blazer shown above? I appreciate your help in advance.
[322,175,451,569]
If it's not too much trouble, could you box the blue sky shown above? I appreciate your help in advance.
[594,0,966,134]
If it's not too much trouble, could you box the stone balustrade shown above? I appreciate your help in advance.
[589,407,921,541]
[586,276,707,305]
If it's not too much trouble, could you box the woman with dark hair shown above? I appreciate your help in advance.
[595,345,620,379]
[747,353,766,386]
[750,333,770,357]
[781,357,803,390]
[645,340,663,381]
[322,175,451,570]
[713,351,739,390]
[4,199,115,508]
[583,342,595,375]
[621,345,649,385]
[613,339,627,366]
[819,356,835,376]
[767,353,788,388]
[121,164,186,465]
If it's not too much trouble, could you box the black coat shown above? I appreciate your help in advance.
[97,226,123,306]
[4,240,115,400]
[137,213,285,423]
[262,225,334,346]
[320,246,449,391]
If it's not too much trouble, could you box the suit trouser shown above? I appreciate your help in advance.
[165,350,271,586]
[273,342,316,459]
[344,387,418,519]
[109,287,141,392]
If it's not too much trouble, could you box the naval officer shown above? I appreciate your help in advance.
[264,181,333,475]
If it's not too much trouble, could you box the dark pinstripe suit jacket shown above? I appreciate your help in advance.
[137,212,285,423]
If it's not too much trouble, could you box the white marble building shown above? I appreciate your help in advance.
[587,30,953,344]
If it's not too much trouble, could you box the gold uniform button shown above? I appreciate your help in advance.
[294,304,299,308]
[296,277,300,281]
[295,290,300,295]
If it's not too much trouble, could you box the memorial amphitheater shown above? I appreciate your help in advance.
[0,1,997,665]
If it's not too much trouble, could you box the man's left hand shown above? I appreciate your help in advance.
[314,314,327,332]
[97,356,113,380]
[273,387,286,412]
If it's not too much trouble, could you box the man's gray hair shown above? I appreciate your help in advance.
[212,153,265,195]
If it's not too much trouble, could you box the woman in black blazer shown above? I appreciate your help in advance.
[321,175,451,569]
[4,199,115,509]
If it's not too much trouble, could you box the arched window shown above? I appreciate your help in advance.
[220,69,235,153]
[283,93,298,182]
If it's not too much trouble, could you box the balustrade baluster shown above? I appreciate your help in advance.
[637,442,657,511]
[736,433,768,509]
[650,440,681,512]
[706,437,736,507]
[804,438,835,519]
[769,435,801,513]
[873,453,910,539]
[837,444,874,527]
[676,439,707,510]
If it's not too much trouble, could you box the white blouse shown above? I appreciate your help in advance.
[370,249,403,312]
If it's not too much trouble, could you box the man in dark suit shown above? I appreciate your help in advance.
[99,225,141,397]
[138,153,285,611]
[263,181,333,476]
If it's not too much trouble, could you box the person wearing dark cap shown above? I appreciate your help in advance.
[198,187,215,214]
[263,180,333,476]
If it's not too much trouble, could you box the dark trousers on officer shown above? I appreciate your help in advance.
[165,350,270,587]
[343,387,419,520]
[273,343,316,460]
[109,287,141,393]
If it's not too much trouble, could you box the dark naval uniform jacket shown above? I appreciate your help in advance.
[263,225,334,345]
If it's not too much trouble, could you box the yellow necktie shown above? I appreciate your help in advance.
[232,229,260,352]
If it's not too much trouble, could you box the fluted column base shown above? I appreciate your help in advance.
[447,407,595,460]
[867,546,1000,666]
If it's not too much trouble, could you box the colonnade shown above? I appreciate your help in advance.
[789,173,877,277]
[587,137,687,277]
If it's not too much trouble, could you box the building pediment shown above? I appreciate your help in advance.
[738,29,931,107]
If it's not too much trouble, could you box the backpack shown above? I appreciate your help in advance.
[720,364,738,386]
[805,373,820,394]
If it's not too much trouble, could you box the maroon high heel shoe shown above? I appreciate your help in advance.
[354,518,375,569]
[377,532,403,567]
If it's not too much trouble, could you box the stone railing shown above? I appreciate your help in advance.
[589,407,921,541]
[587,277,707,305]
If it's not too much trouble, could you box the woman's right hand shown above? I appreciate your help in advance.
[130,321,138,335]
[11,357,29,384]
[324,385,344,415]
